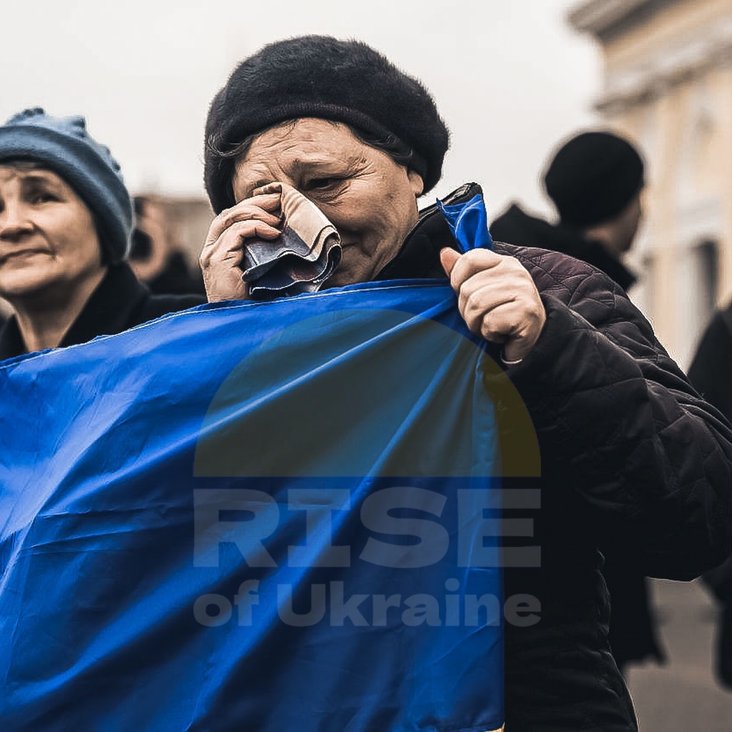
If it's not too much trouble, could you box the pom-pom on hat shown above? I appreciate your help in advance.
[0,108,133,263]
[204,35,450,213]
[543,131,645,227]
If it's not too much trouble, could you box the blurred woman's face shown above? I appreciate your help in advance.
[0,165,103,303]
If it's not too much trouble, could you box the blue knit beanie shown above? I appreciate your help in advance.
[0,108,133,263]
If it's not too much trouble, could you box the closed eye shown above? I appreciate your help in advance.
[303,177,343,191]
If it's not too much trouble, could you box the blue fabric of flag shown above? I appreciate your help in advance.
[0,194,503,731]
[438,193,494,252]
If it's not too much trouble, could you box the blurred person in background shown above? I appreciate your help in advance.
[491,131,665,676]
[691,301,732,423]
[491,131,642,293]
[129,195,205,296]
[0,108,203,360]
[690,300,732,690]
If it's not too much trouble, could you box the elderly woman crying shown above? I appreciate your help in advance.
[198,36,732,732]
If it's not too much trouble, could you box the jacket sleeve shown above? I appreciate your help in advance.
[504,263,732,580]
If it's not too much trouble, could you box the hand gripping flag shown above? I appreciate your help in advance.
[0,188,505,731]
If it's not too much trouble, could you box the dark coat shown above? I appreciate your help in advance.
[491,203,637,292]
[377,185,732,731]
[490,200,662,673]
[0,263,204,360]
[689,303,732,424]
[689,302,732,688]
[145,251,206,297]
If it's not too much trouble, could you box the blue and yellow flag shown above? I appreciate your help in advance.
[0,194,504,731]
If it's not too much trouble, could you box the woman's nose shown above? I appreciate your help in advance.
[0,203,33,239]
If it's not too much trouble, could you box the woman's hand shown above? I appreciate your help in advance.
[199,192,282,302]
[440,247,546,362]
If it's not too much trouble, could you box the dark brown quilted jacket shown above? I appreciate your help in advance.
[378,184,732,731]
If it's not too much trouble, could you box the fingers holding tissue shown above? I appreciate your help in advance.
[200,192,283,302]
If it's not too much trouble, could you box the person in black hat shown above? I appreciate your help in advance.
[199,36,732,731]
[0,108,204,360]
[128,195,205,297]
[494,132,664,677]
[491,130,645,292]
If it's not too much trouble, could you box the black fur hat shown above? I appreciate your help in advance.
[543,131,645,227]
[204,35,450,213]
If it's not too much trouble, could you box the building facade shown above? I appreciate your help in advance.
[571,0,732,367]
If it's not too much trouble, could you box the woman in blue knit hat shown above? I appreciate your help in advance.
[0,108,203,359]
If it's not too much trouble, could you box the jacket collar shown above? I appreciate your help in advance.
[0,263,148,360]
[374,183,478,282]
[495,203,637,291]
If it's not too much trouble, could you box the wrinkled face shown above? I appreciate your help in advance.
[0,165,103,302]
[232,118,424,287]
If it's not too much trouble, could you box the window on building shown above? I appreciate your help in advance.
[694,239,719,316]
[681,238,720,368]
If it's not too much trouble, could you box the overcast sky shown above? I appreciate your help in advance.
[1,0,602,220]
